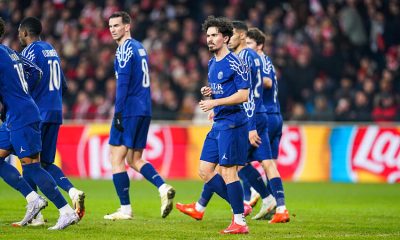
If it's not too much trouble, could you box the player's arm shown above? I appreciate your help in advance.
[113,45,134,131]
[262,56,274,89]
[20,54,42,91]
[114,44,134,116]
[199,89,248,112]
[113,71,129,132]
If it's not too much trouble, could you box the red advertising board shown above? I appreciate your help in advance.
[351,126,400,182]
[58,124,188,179]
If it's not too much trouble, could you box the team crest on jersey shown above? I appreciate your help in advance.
[217,71,223,79]
[116,42,133,68]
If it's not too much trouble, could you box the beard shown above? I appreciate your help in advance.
[208,44,220,53]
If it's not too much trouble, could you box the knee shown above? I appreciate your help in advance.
[128,157,147,172]
[262,160,280,177]
[220,166,238,183]
[198,167,214,182]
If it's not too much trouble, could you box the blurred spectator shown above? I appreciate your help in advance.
[310,95,334,121]
[372,93,398,122]
[289,103,308,121]
[335,97,354,122]
[353,91,372,121]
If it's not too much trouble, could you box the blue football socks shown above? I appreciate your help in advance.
[226,181,244,214]
[0,158,32,197]
[22,163,67,209]
[270,177,285,207]
[198,182,214,207]
[239,164,268,199]
[113,172,130,205]
[140,163,165,188]
[42,163,74,192]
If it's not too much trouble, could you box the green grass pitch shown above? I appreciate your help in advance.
[0,179,399,239]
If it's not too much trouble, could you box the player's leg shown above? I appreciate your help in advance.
[245,123,277,220]
[127,148,175,218]
[0,126,48,226]
[241,180,252,203]
[219,124,248,234]
[13,123,78,230]
[40,123,85,219]
[125,116,175,218]
[176,129,229,220]
[0,154,47,226]
[104,144,132,220]
[264,114,289,223]
[176,161,229,220]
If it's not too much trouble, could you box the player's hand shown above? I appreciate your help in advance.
[200,86,212,97]
[249,130,261,147]
[199,100,216,112]
[208,110,215,122]
[113,112,124,132]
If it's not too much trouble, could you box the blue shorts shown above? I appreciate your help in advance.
[0,123,42,158]
[109,116,150,149]
[267,113,283,159]
[39,123,60,164]
[200,123,248,166]
[248,113,272,161]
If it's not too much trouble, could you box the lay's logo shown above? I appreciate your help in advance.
[277,126,304,180]
[351,126,400,183]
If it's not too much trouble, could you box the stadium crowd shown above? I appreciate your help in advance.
[0,0,399,122]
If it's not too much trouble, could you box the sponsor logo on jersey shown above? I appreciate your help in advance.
[210,83,224,95]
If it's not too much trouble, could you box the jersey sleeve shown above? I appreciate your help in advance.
[262,55,274,79]
[19,54,42,92]
[115,41,135,114]
[238,51,257,131]
[232,57,250,90]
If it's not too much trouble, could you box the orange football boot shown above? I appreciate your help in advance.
[268,209,290,223]
[175,202,204,220]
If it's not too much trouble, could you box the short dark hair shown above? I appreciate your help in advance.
[202,16,233,38]
[109,11,131,24]
[0,17,5,38]
[232,20,248,32]
[20,17,42,36]
[247,27,266,46]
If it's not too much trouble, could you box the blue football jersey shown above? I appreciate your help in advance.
[239,48,267,131]
[114,38,151,117]
[21,41,66,123]
[0,44,41,130]
[261,54,280,113]
[208,52,250,130]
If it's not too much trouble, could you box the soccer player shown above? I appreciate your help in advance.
[104,11,175,220]
[229,21,279,221]
[179,16,250,234]
[176,20,277,223]
[17,17,86,225]
[0,17,79,230]
[246,27,289,223]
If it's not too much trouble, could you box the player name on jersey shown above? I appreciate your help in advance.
[42,49,58,57]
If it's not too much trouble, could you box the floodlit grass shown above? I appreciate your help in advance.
[0,179,399,239]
